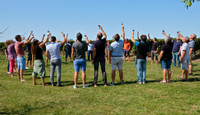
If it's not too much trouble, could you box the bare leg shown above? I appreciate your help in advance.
[111,70,116,82]
[20,70,25,81]
[33,77,36,85]
[162,69,167,82]
[26,61,28,68]
[181,70,184,78]
[81,71,86,85]
[118,70,123,82]
[185,70,188,80]
[189,64,192,74]
[128,56,130,62]
[41,78,45,86]
[74,72,79,86]
[168,70,172,81]
[17,69,20,80]
[30,61,32,67]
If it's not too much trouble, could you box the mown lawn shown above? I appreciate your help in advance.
[0,55,200,115]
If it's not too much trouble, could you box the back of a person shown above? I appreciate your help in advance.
[94,39,106,57]
[15,41,24,57]
[26,43,31,52]
[137,42,149,60]
[73,41,87,59]
[181,43,190,61]
[35,47,43,60]
[161,43,173,61]
[65,43,71,52]
[88,43,93,51]
[8,44,16,59]
[111,40,124,56]
[152,42,158,51]
[47,42,61,60]
[189,40,195,51]
[124,41,130,50]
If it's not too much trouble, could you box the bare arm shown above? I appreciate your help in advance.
[4,50,8,59]
[46,51,50,60]
[41,34,45,43]
[26,31,33,41]
[158,50,164,62]
[137,32,140,40]
[189,48,193,56]
[108,51,112,64]
[178,46,182,55]
[85,35,89,43]
[72,48,75,61]
[162,31,169,39]
[131,31,135,43]
[24,36,34,45]
[39,34,50,48]
[180,50,186,63]
[99,25,107,39]
[148,33,151,41]
[121,25,125,40]
[32,54,34,66]
[177,32,184,40]
[61,33,67,46]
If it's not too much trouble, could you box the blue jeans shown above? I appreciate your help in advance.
[87,51,93,61]
[50,59,62,85]
[173,52,180,67]
[136,59,146,82]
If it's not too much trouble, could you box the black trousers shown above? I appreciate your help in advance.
[88,51,93,61]
[94,57,107,84]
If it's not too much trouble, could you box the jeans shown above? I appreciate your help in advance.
[74,59,86,72]
[87,51,93,61]
[50,59,62,85]
[136,59,146,82]
[94,57,107,84]
[173,52,180,67]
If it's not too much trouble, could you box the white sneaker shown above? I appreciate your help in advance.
[7,72,10,74]
[21,79,26,82]
[26,67,29,69]
[73,85,78,89]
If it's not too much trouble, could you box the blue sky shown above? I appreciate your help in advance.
[0,0,199,42]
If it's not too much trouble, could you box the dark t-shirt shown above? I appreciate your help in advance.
[72,41,87,59]
[161,43,173,61]
[26,43,32,52]
[65,43,71,52]
[136,42,149,60]
[172,40,182,53]
[93,38,106,58]
[151,41,158,51]
[35,47,43,60]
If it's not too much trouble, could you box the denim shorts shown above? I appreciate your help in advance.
[181,59,189,70]
[17,56,26,70]
[74,59,86,72]
[161,60,172,70]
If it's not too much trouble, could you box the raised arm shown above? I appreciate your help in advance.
[39,34,50,48]
[148,33,151,41]
[24,36,34,45]
[177,32,184,40]
[137,32,140,40]
[26,31,33,41]
[41,34,45,43]
[162,31,169,39]
[121,25,125,40]
[99,25,107,39]
[61,33,67,46]
[85,35,89,43]
[131,31,135,43]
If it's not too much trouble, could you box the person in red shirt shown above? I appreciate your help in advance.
[123,39,131,62]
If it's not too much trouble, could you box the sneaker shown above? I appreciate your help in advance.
[7,72,10,74]
[137,81,142,84]
[83,84,88,88]
[21,79,26,82]
[73,85,78,89]
[26,67,29,69]
[120,81,124,85]
[188,73,193,76]
[160,81,167,83]
[142,82,146,84]
[57,84,64,87]
[94,84,97,87]
[104,84,107,87]
[110,82,115,86]
[181,78,186,81]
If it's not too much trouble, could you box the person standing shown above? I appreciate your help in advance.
[15,32,34,81]
[105,41,110,61]
[131,31,149,84]
[109,25,125,86]
[123,39,131,62]
[46,33,66,87]
[172,36,182,67]
[148,34,159,64]
[159,31,173,83]
[6,40,17,77]
[86,39,93,61]
[65,39,72,62]
[25,42,32,69]
[31,34,50,86]
[92,25,107,87]
[72,33,88,89]
[4,47,10,74]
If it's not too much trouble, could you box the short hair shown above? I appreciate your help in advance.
[114,34,120,41]
[15,35,21,41]
[5,40,11,47]
[184,37,190,43]
[140,35,147,42]
[193,34,197,39]
[51,36,56,42]
[97,32,103,40]
[154,37,157,41]
[77,32,82,41]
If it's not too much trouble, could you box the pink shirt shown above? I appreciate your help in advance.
[15,42,24,57]
[7,44,17,59]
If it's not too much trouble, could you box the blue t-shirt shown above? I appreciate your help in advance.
[172,40,182,53]
[109,40,124,57]
[46,42,62,61]
[135,41,145,47]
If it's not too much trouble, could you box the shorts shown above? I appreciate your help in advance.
[74,59,86,72]
[32,60,45,78]
[124,50,130,56]
[189,54,193,65]
[111,57,123,70]
[26,52,32,61]
[151,51,158,60]
[161,60,172,70]
[17,56,26,70]
[65,51,71,58]
[181,59,189,70]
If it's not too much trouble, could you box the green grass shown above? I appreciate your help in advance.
[0,55,200,115]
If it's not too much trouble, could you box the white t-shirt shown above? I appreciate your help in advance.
[88,43,93,51]
[109,39,124,57]
[181,43,190,61]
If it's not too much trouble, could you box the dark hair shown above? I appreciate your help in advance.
[77,32,82,41]
[51,36,56,42]
[31,39,39,55]
[15,35,21,41]
[5,40,11,47]
[97,33,103,40]
[140,35,147,42]
[114,34,120,41]
[154,37,157,41]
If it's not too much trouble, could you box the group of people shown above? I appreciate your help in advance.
[4,25,196,88]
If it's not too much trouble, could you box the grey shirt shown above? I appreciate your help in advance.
[72,41,87,59]
[188,40,195,53]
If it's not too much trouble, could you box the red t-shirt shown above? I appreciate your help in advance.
[124,41,131,50]
[15,42,24,57]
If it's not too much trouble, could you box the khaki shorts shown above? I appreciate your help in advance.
[32,60,45,78]
[189,54,194,65]
[111,57,123,70]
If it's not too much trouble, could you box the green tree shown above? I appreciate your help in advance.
[182,0,200,9]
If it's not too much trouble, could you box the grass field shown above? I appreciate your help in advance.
[0,55,200,115]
